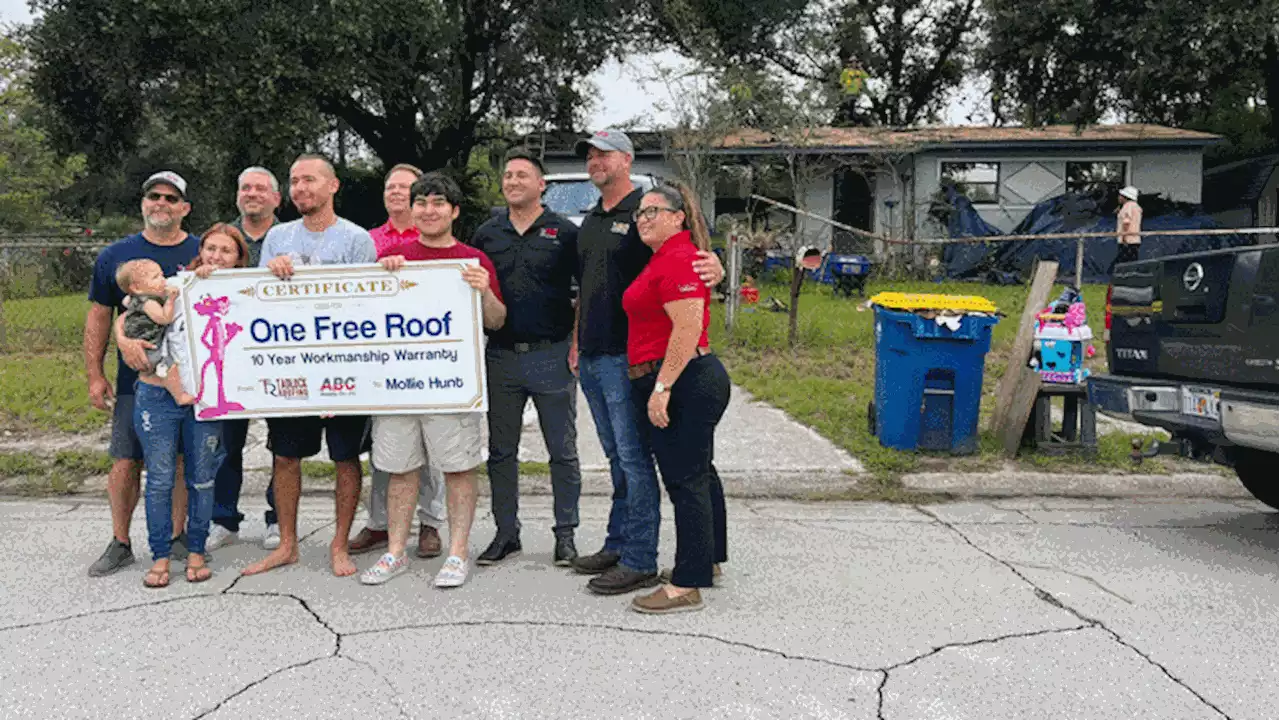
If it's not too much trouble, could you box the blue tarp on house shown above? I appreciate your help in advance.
[936,187,1251,284]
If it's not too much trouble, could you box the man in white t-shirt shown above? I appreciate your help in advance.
[242,153,377,578]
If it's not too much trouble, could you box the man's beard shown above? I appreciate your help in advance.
[296,198,329,217]
[239,204,271,221]
[144,213,178,231]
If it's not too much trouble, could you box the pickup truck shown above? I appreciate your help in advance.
[1087,243,1279,508]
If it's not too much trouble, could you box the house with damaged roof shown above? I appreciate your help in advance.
[536,123,1220,253]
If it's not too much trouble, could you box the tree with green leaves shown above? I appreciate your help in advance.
[983,0,1277,156]
[651,0,982,127]
[26,0,642,177]
[0,32,85,232]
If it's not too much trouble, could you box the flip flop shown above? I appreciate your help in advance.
[143,568,170,589]
[185,561,212,584]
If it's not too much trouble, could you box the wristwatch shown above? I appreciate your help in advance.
[653,381,669,394]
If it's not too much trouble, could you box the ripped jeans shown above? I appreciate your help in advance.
[134,382,224,561]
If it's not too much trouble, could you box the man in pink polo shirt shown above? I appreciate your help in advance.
[349,162,449,560]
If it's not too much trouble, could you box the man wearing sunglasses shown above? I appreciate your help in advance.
[86,171,201,577]
[568,130,724,596]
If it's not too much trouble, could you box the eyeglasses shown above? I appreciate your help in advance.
[632,206,679,223]
[145,192,182,204]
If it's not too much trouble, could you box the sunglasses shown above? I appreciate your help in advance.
[145,191,183,204]
[632,206,679,223]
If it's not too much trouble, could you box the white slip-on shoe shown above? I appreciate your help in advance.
[360,552,409,586]
[434,555,470,588]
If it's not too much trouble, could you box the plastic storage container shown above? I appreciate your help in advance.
[871,306,1000,454]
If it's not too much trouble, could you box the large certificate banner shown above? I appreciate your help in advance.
[177,261,486,419]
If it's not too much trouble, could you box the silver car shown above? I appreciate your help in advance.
[543,173,662,226]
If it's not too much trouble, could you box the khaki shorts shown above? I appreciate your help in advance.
[372,413,484,475]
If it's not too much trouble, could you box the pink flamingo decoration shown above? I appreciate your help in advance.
[194,295,245,419]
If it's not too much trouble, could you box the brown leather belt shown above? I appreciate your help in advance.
[628,347,711,380]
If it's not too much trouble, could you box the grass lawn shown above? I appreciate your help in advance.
[3,287,1170,483]
[0,294,116,433]
[709,278,1169,477]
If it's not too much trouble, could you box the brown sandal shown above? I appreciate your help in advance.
[143,567,170,589]
[185,559,212,584]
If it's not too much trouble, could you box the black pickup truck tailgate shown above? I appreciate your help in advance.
[1108,244,1278,388]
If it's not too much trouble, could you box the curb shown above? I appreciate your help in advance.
[0,469,1251,502]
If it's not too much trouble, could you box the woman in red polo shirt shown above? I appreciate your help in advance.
[622,183,730,615]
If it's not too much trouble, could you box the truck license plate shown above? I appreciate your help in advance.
[1180,386,1221,420]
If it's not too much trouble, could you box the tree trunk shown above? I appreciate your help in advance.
[1266,31,1278,142]
[787,266,804,347]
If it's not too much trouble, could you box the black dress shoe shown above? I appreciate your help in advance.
[553,536,577,567]
[571,548,620,575]
[476,536,521,566]
[588,566,660,595]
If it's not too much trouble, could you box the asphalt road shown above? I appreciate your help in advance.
[1,495,1275,719]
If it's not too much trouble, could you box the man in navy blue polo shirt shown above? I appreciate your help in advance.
[85,171,201,577]
[470,151,583,568]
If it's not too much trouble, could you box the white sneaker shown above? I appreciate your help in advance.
[206,525,237,551]
[434,555,470,588]
[360,552,409,585]
[263,523,281,550]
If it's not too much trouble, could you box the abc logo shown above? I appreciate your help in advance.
[320,377,356,393]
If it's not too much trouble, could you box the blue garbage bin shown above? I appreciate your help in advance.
[872,307,999,454]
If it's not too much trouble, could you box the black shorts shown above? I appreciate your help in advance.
[1116,244,1140,265]
[265,415,371,462]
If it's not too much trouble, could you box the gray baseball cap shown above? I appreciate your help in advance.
[142,170,189,199]
[575,129,634,158]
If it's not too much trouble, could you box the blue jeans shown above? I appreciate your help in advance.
[213,419,279,531]
[134,383,224,561]
[578,353,660,573]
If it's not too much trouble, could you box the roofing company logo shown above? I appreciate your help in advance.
[260,377,309,400]
[1182,262,1205,292]
[319,377,357,397]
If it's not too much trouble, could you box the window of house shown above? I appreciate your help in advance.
[940,162,1000,203]
[1065,161,1127,195]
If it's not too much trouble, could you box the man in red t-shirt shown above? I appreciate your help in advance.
[349,162,449,562]
[361,172,507,589]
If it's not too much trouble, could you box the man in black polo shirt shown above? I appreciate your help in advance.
[567,129,724,596]
[472,151,582,567]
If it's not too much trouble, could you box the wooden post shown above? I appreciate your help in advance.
[1000,367,1044,456]
[1075,237,1084,288]
[988,259,1060,434]
[725,232,740,332]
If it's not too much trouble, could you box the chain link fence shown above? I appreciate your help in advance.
[0,236,108,354]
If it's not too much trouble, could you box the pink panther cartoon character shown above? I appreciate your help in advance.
[194,294,245,418]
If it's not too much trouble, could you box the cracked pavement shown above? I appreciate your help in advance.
[0,495,1274,719]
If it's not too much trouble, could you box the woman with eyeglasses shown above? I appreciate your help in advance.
[622,182,729,614]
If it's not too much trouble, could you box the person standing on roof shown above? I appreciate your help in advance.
[1116,186,1143,265]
